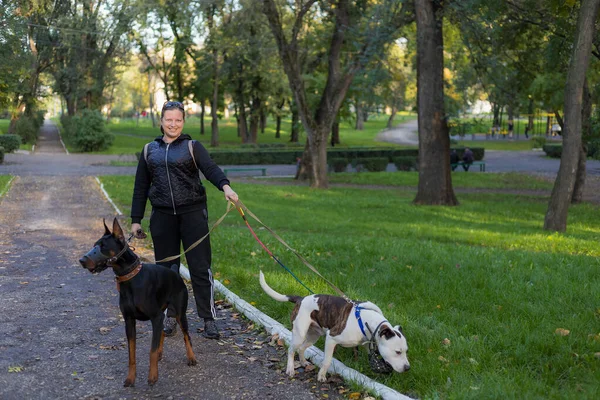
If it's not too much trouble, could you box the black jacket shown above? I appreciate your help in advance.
[131,134,230,223]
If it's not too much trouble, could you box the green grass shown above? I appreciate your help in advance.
[99,176,600,399]
[95,113,417,154]
[0,175,14,197]
[328,171,554,190]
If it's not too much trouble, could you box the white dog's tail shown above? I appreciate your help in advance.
[259,270,299,303]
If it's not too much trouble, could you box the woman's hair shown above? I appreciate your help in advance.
[160,101,185,134]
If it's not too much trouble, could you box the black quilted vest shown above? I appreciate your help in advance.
[145,135,206,213]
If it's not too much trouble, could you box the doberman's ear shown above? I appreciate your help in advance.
[103,218,111,235]
[112,217,125,241]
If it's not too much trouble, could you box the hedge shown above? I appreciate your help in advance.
[0,135,22,153]
[393,156,418,171]
[0,146,4,164]
[358,157,389,172]
[543,142,600,159]
[328,157,349,173]
[206,147,483,166]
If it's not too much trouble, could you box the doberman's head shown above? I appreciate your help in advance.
[79,218,128,274]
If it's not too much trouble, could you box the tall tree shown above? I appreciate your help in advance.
[544,0,600,232]
[413,0,458,205]
[262,0,411,188]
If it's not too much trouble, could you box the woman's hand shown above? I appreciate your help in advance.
[223,184,239,203]
[131,223,147,239]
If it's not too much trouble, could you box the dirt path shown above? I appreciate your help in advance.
[0,123,351,399]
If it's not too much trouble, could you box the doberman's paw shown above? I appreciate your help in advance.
[148,375,158,386]
[188,357,197,366]
[123,378,135,387]
[158,351,163,361]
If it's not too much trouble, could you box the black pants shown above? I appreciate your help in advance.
[150,208,215,319]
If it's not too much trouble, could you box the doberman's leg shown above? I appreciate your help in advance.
[148,314,163,386]
[157,330,165,361]
[123,317,136,387]
[177,313,197,366]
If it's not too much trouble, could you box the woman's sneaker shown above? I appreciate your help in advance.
[202,318,220,339]
[163,316,178,336]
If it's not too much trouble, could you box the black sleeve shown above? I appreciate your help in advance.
[131,147,152,223]
[193,141,231,191]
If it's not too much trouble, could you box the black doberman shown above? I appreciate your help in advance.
[79,218,197,387]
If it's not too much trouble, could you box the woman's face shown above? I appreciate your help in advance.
[161,109,185,142]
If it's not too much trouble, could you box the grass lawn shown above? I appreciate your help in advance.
[327,171,554,190]
[0,175,14,197]
[86,113,417,154]
[99,176,600,399]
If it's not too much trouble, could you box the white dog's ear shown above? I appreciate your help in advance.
[394,325,404,334]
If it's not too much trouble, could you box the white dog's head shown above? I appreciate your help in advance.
[376,324,410,373]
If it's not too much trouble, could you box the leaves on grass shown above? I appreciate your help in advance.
[8,366,23,373]
[555,328,570,336]
[442,338,451,346]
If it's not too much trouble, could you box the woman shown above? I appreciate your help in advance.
[130,101,238,339]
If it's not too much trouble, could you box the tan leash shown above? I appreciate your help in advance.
[154,201,235,263]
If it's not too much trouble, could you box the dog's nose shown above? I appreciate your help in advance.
[79,257,88,267]
[404,364,410,372]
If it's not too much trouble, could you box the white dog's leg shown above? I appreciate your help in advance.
[287,324,309,377]
[298,329,320,367]
[317,335,337,382]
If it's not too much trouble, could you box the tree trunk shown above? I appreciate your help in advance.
[236,95,249,143]
[249,97,261,143]
[572,80,592,203]
[413,0,458,206]
[276,116,282,138]
[148,72,156,128]
[200,100,205,135]
[260,109,266,133]
[355,103,364,130]
[210,47,220,147]
[290,101,300,143]
[544,0,600,231]
[331,119,340,146]
[387,106,397,129]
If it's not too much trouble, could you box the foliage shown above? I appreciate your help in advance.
[393,156,418,171]
[14,117,38,144]
[587,139,600,160]
[100,177,600,399]
[63,110,114,152]
[543,144,562,158]
[327,158,349,173]
[357,157,389,172]
[0,135,22,153]
[0,146,4,164]
[531,136,547,148]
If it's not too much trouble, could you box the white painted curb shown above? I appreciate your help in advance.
[95,177,123,215]
[213,279,415,400]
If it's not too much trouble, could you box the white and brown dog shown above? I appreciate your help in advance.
[259,271,410,382]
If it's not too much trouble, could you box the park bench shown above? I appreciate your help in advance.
[451,161,486,172]
[223,167,267,176]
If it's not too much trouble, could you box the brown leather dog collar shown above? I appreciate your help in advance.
[115,260,142,292]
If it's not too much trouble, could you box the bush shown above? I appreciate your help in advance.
[328,157,348,173]
[0,146,4,164]
[393,156,418,171]
[587,139,600,160]
[15,116,38,144]
[531,136,547,148]
[68,109,114,152]
[543,144,562,158]
[359,157,389,172]
[0,135,21,153]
